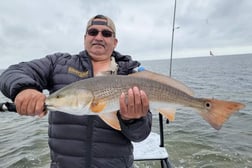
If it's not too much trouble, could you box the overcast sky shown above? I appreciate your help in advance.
[1,0,252,68]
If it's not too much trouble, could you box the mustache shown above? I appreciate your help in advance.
[91,41,105,47]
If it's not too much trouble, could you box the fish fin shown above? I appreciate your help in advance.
[99,112,121,131]
[199,99,245,130]
[130,70,194,96]
[90,101,107,113]
[158,108,176,122]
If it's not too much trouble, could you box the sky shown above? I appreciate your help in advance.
[1,0,252,68]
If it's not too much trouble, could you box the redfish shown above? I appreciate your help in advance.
[45,71,245,130]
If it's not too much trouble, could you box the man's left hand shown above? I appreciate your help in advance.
[119,86,149,120]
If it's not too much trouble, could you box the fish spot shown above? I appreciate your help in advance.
[205,102,212,109]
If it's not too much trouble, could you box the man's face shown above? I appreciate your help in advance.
[84,19,118,61]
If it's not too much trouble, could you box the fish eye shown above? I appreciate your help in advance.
[56,94,62,99]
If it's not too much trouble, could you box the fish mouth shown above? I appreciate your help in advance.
[45,104,58,111]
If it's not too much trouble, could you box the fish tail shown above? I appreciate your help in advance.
[199,99,245,130]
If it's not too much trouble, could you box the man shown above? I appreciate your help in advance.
[0,14,152,168]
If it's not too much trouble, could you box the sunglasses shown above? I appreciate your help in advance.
[87,28,114,38]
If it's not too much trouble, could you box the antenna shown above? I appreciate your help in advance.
[169,0,177,77]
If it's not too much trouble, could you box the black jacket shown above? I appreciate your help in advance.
[0,50,152,168]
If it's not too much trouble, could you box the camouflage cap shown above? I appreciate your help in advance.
[86,14,116,34]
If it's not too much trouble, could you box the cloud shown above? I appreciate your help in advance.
[0,0,252,68]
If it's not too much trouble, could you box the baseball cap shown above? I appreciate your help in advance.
[86,14,116,34]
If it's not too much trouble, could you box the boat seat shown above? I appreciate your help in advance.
[133,132,171,168]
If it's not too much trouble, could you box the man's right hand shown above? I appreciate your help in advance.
[14,89,47,117]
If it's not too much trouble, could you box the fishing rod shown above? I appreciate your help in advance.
[0,102,17,113]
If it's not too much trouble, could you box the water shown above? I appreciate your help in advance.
[0,54,252,168]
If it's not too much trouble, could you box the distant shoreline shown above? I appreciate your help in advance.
[139,53,252,62]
